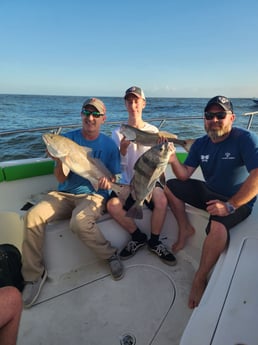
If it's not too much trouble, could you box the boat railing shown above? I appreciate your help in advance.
[0,117,203,137]
[241,111,258,130]
[1,111,258,137]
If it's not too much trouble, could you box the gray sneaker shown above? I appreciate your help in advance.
[22,269,48,308]
[107,253,124,280]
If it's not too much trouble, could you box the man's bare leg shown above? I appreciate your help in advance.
[150,187,168,235]
[164,186,195,252]
[188,221,227,308]
[0,286,23,345]
[107,197,138,233]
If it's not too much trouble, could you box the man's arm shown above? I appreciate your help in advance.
[206,168,258,216]
[228,168,258,208]
[168,151,196,180]
[46,149,68,183]
[54,159,67,183]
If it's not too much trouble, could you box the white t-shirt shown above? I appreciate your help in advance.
[112,122,159,184]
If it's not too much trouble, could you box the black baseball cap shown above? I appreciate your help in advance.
[205,95,233,112]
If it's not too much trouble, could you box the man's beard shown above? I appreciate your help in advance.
[205,124,231,141]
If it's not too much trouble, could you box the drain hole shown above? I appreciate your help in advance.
[120,333,136,345]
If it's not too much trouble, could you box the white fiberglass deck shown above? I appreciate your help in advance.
[16,208,207,345]
[1,161,258,344]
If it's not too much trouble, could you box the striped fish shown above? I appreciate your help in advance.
[126,141,175,219]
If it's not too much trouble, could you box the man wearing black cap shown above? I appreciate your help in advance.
[165,95,258,308]
[22,98,124,308]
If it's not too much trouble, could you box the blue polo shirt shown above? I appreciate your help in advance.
[57,129,121,199]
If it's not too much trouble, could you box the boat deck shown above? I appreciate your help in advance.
[16,206,207,345]
[0,159,209,344]
[1,135,258,343]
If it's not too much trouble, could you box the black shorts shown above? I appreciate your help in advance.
[110,181,163,212]
[166,178,252,237]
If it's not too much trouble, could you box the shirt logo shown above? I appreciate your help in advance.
[201,154,209,162]
[222,152,235,160]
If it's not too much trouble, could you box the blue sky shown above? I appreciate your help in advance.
[1,0,258,98]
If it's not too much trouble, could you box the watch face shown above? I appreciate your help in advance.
[226,202,235,214]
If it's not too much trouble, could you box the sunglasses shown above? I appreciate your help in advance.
[81,110,104,118]
[204,111,230,120]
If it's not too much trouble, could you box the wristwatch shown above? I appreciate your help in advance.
[226,202,236,214]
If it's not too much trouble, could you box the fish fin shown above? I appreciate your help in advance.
[130,188,137,201]
[83,146,93,154]
[183,139,195,152]
[62,155,79,176]
[126,204,143,219]
[62,162,70,177]
[159,131,178,139]
[159,172,166,187]
[111,183,131,203]
[89,179,99,192]
[145,193,152,203]
[146,167,164,189]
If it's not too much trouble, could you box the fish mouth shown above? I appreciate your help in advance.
[42,134,50,145]
[42,134,47,144]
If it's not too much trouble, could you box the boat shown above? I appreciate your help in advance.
[252,98,258,105]
[1,113,258,345]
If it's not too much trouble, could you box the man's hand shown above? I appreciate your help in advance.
[98,176,113,190]
[206,200,229,216]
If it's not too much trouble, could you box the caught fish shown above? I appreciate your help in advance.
[42,133,130,199]
[120,123,194,152]
[126,141,175,219]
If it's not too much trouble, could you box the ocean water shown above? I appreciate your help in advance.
[1,94,258,161]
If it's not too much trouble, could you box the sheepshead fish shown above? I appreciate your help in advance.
[126,141,175,219]
[120,123,194,152]
[42,133,130,199]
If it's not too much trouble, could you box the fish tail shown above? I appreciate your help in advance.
[111,183,131,202]
[126,204,143,219]
[169,138,186,146]
[169,138,194,152]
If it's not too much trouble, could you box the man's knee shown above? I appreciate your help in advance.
[106,197,122,215]
[208,222,228,242]
[25,202,49,228]
[154,193,168,209]
[1,287,22,312]
[70,213,93,234]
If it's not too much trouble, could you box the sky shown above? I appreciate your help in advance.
[1,0,258,98]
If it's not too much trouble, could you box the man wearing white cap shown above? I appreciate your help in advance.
[107,86,176,265]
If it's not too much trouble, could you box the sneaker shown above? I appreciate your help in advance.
[22,269,48,308]
[148,241,177,266]
[119,236,147,260]
[108,253,124,281]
